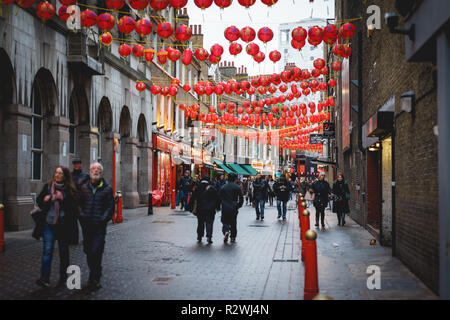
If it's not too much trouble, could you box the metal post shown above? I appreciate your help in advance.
[0,204,4,252]
[148,192,153,215]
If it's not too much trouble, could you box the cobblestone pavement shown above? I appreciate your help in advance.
[0,201,437,300]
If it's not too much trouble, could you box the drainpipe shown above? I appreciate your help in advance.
[357,31,367,228]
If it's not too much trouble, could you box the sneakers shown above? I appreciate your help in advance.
[224,231,230,243]
[283,217,286,221]
[261,216,264,221]
[277,215,281,219]
[36,278,50,288]
[342,220,346,226]
[256,216,260,221]
[207,237,213,244]
[230,238,236,243]
[197,237,202,243]
[315,223,319,227]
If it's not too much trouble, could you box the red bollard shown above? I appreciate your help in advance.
[0,204,4,252]
[116,192,123,223]
[304,229,319,300]
[301,209,310,262]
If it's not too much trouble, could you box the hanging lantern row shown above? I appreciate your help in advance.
[224,26,274,43]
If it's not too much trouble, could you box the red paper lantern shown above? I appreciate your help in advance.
[59,0,76,5]
[321,67,329,75]
[313,58,325,70]
[261,0,278,6]
[240,26,256,43]
[308,26,323,45]
[333,44,346,56]
[157,50,168,64]
[175,25,192,42]
[343,46,352,58]
[214,85,224,95]
[149,0,169,10]
[258,27,274,43]
[136,82,146,92]
[99,32,113,46]
[16,0,35,8]
[292,27,307,42]
[134,18,152,37]
[58,5,70,22]
[150,86,161,95]
[157,22,173,39]
[80,9,97,28]
[224,26,240,42]
[105,0,125,10]
[169,0,187,9]
[194,0,213,9]
[332,61,342,71]
[238,0,256,8]
[195,48,209,61]
[229,42,242,56]
[269,50,281,63]
[246,42,259,56]
[182,84,191,92]
[214,0,232,8]
[258,86,267,94]
[118,44,131,58]
[36,1,55,22]
[209,54,221,64]
[182,48,193,65]
[319,82,327,91]
[167,48,181,62]
[97,13,115,31]
[340,22,356,40]
[118,16,136,34]
[291,39,305,50]
[132,44,145,58]
[328,79,337,87]
[144,48,155,63]
[130,0,149,11]
[311,69,321,78]
[211,44,224,57]
[271,73,281,85]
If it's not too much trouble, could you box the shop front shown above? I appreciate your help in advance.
[152,134,178,207]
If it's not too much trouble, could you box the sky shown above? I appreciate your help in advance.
[184,0,335,76]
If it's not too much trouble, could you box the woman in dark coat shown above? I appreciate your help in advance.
[35,166,79,288]
[190,175,219,244]
[332,172,350,226]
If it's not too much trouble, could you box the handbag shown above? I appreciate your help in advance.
[30,205,42,216]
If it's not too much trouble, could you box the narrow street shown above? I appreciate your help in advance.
[0,201,436,300]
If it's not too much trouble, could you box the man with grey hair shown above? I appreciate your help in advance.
[78,162,114,290]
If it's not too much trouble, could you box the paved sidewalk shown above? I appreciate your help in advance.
[0,201,437,300]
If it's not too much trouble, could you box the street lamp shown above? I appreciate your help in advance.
[401,91,415,116]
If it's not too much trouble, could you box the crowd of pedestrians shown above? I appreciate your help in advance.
[179,169,351,244]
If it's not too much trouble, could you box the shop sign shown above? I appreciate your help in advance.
[310,134,324,145]
[192,147,203,164]
[156,135,177,154]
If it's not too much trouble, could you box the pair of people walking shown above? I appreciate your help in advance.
[34,160,114,290]
[308,172,350,228]
[188,173,243,244]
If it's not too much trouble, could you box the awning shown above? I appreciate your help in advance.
[203,162,214,169]
[214,160,234,174]
[227,163,250,175]
[240,164,258,176]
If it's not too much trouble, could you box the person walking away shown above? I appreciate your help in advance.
[215,174,226,191]
[78,162,114,290]
[247,177,254,206]
[267,176,275,206]
[332,172,350,226]
[180,170,194,211]
[243,178,249,205]
[273,175,292,221]
[252,174,269,221]
[35,166,79,288]
[310,172,332,229]
[190,175,219,244]
[218,173,244,243]
[71,158,89,189]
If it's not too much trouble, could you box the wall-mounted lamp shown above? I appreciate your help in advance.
[368,142,380,152]
[401,91,415,115]
[385,12,415,41]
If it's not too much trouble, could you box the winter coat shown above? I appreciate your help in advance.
[215,179,227,191]
[35,183,80,244]
[218,182,244,225]
[71,169,90,189]
[300,181,309,195]
[78,178,114,226]
[191,180,220,220]
[180,176,194,192]
[273,180,292,202]
[332,180,350,214]
[311,180,331,210]
[252,179,268,202]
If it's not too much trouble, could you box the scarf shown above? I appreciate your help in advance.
[49,181,65,225]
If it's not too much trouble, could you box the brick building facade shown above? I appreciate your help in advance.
[333,0,440,293]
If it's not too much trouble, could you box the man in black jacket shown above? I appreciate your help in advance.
[273,176,292,221]
[218,173,243,243]
[310,172,332,229]
[78,162,114,290]
[252,174,268,221]
[71,158,89,189]
[179,170,194,211]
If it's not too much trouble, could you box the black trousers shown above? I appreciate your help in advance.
[81,222,106,282]
[222,215,238,239]
[315,206,325,226]
[336,211,346,225]
[197,216,214,238]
